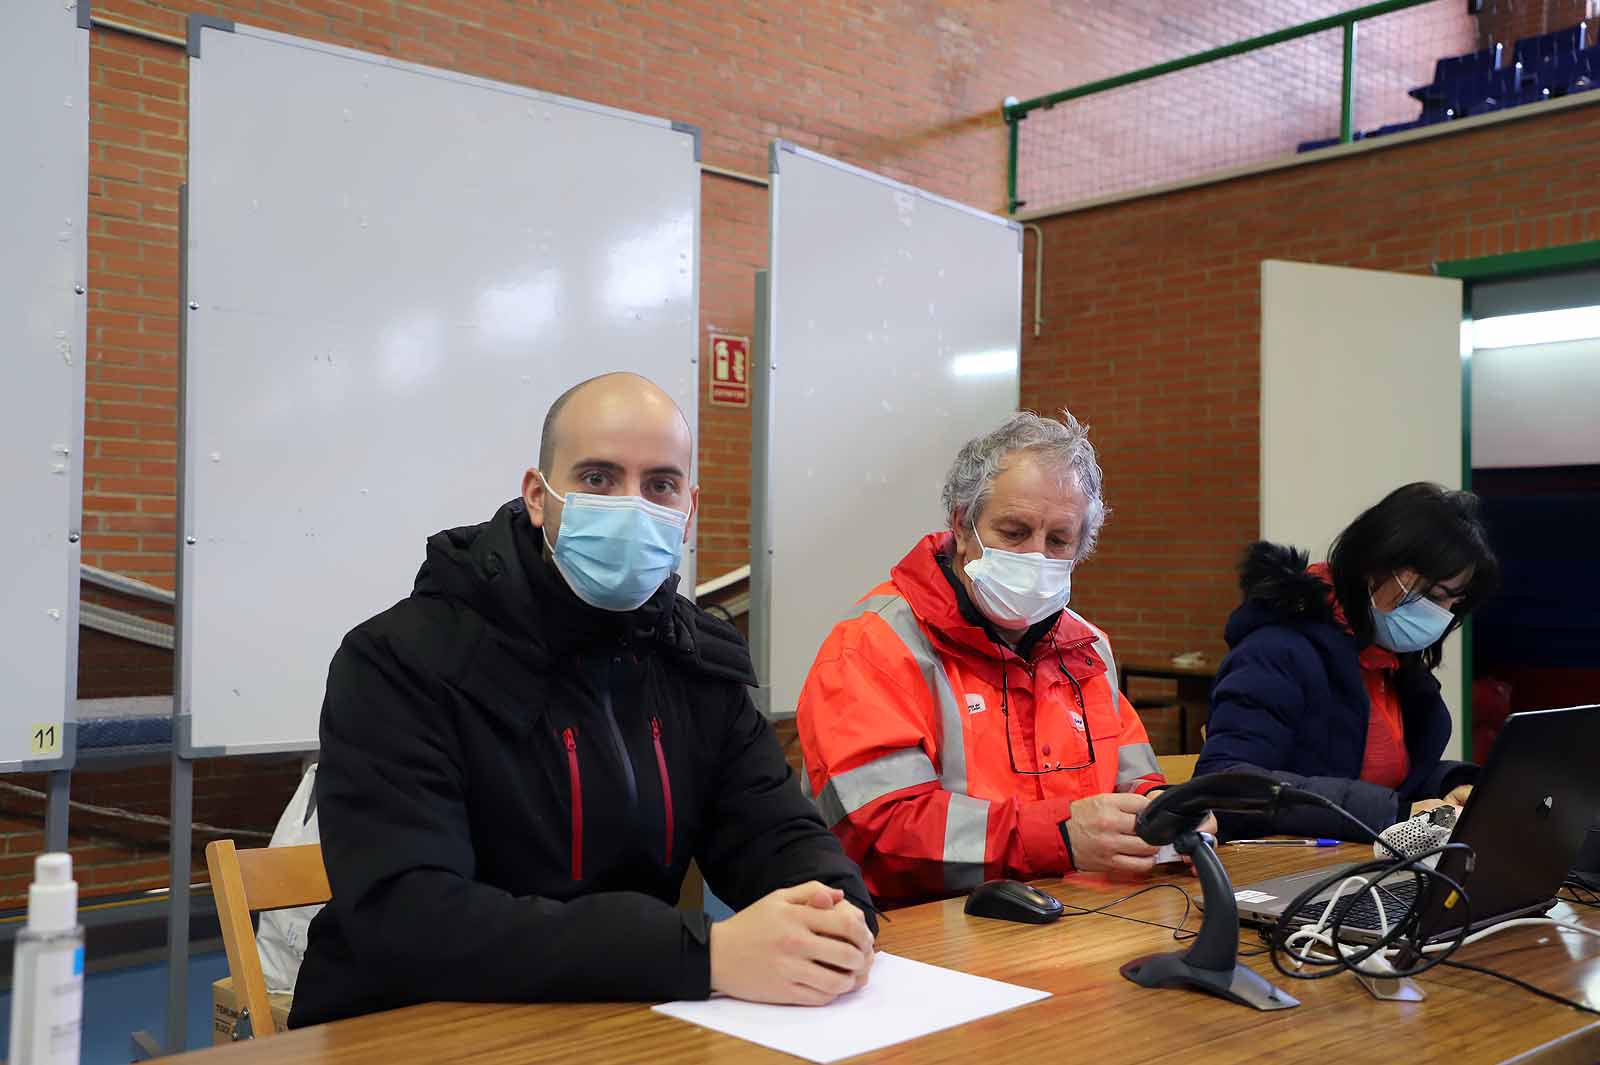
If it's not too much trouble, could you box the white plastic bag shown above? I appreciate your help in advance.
[255,763,322,994]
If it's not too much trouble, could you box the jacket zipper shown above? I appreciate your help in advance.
[650,716,674,866]
[562,727,583,881]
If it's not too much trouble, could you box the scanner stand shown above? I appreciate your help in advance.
[1119,829,1299,1011]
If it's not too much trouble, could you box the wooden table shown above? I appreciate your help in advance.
[1119,659,1216,753]
[167,846,1600,1064]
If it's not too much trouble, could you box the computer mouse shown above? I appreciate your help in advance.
[963,879,1064,924]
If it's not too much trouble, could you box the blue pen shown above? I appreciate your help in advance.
[1224,838,1341,847]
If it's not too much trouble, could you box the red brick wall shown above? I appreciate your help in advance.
[86,28,185,588]
[1022,103,1600,668]
[696,178,768,578]
[1478,0,1592,48]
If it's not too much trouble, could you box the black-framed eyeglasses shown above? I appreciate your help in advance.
[998,637,1096,775]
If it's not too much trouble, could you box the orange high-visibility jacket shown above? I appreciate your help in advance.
[797,533,1165,905]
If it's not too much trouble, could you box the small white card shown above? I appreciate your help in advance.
[1234,889,1278,903]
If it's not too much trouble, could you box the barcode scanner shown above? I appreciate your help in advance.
[1136,772,1287,845]
[1121,772,1300,1011]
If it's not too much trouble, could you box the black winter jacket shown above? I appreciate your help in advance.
[289,499,871,1027]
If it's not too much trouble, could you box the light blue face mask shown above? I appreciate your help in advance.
[1370,572,1455,653]
[542,474,687,612]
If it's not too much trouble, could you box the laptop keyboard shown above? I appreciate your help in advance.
[1291,874,1422,932]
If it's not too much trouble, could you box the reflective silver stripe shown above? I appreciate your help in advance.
[1116,741,1161,792]
[942,793,990,892]
[800,763,812,800]
[845,594,970,794]
[1065,607,1120,722]
[813,748,938,828]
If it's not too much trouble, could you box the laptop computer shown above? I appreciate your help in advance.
[1229,704,1600,943]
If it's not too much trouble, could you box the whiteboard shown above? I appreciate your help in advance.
[754,143,1021,718]
[0,0,88,770]
[1259,261,1465,753]
[183,23,700,754]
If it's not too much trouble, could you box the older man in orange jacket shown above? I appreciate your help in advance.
[798,410,1177,906]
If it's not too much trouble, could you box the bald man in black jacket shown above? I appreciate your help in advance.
[290,374,874,1027]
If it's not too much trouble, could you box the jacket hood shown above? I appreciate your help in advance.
[1223,541,1339,649]
[414,499,754,685]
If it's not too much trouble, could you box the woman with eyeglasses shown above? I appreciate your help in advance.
[1196,482,1500,841]
[797,411,1186,908]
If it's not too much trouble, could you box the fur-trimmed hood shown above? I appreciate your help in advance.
[1223,541,1337,648]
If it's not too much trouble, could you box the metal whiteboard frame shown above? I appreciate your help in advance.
[1,0,91,849]
[163,16,702,1052]
[749,270,774,714]
[751,141,1023,718]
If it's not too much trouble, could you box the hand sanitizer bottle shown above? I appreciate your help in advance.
[7,854,83,1065]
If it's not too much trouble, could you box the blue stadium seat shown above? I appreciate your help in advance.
[1365,120,1424,139]
[1295,130,1368,153]
[1512,23,1587,72]
[1409,43,1502,118]
[1580,47,1600,93]
[1303,27,1593,156]
[1511,23,1589,98]
[1537,44,1600,96]
[1452,66,1522,116]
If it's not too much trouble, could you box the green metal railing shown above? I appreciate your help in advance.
[1002,0,1440,213]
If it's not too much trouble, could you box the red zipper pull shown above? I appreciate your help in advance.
[650,717,674,866]
[562,727,582,881]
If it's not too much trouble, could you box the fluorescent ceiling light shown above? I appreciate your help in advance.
[950,349,1018,377]
[1472,305,1600,350]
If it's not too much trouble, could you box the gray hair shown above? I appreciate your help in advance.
[940,409,1109,561]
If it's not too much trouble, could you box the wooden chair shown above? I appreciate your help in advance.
[204,840,331,1039]
[1156,753,1199,786]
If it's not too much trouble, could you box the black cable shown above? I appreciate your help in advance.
[1261,787,1475,982]
[1058,883,1196,943]
[1560,879,1600,909]
[1058,881,1278,955]
[1435,958,1600,1016]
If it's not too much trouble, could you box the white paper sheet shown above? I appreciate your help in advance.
[651,952,1050,1063]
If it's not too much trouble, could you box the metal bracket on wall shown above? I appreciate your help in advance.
[769,140,797,175]
[671,121,702,161]
[186,13,235,58]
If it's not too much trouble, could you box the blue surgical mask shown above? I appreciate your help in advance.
[542,474,687,612]
[1370,573,1454,653]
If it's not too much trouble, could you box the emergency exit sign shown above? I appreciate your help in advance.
[708,334,750,407]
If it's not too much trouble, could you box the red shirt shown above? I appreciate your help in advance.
[1307,564,1411,789]
[1356,644,1410,789]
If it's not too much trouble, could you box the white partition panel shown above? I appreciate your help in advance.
[754,143,1021,719]
[1472,338,1600,469]
[1260,260,1465,750]
[183,22,700,754]
[0,0,89,770]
